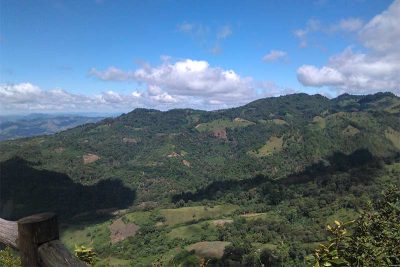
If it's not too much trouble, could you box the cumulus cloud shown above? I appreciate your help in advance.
[0,83,143,114]
[262,50,288,62]
[297,0,400,95]
[2,58,296,113]
[90,58,260,106]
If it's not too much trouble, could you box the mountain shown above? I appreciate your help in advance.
[1,92,399,217]
[0,114,105,141]
[0,92,399,266]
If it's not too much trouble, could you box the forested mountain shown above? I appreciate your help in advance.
[1,92,399,266]
[0,114,105,141]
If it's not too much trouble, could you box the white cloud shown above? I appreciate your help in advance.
[337,18,364,32]
[297,0,400,95]
[1,59,295,113]
[0,83,144,114]
[297,65,345,87]
[262,50,288,62]
[90,58,259,106]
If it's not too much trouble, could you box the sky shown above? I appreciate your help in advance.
[0,0,399,114]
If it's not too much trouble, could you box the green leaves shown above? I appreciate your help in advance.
[74,244,97,265]
[312,186,400,267]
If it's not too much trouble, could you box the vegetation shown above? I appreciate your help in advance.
[75,245,97,265]
[312,186,400,267]
[0,92,399,266]
[0,247,21,267]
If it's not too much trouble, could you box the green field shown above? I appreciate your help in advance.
[160,204,238,226]
[249,136,283,157]
[195,118,254,132]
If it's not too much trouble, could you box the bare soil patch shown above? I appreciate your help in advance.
[83,153,100,164]
[212,219,233,227]
[122,137,137,144]
[213,129,227,140]
[109,218,140,244]
[187,241,231,259]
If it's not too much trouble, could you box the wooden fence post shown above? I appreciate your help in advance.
[17,213,59,267]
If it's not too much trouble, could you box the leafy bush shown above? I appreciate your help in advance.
[311,186,400,267]
[0,247,21,267]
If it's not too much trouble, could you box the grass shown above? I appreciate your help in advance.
[253,242,278,251]
[312,116,326,129]
[160,204,238,226]
[385,127,400,149]
[94,257,132,267]
[167,219,227,240]
[271,119,288,125]
[326,208,359,225]
[186,241,231,259]
[342,125,360,136]
[122,211,152,226]
[249,136,283,157]
[195,118,254,132]
[60,221,111,251]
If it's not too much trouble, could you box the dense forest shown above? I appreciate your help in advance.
[0,92,399,266]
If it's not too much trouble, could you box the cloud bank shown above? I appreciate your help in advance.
[90,59,259,106]
[297,0,400,95]
[2,59,293,114]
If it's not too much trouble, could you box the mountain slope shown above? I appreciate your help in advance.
[0,93,399,218]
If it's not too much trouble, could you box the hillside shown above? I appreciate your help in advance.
[1,92,399,218]
[1,92,399,266]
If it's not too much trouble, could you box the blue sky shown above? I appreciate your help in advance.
[1,0,399,114]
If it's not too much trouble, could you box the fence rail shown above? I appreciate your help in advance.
[0,213,86,267]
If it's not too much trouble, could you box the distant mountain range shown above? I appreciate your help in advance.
[0,114,106,141]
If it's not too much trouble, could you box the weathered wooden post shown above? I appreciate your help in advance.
[17,213,59,267]
[1,212,86,266]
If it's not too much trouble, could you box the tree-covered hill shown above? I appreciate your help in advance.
[1,92,399,219]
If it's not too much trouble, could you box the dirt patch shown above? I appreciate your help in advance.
[167,152,181,158]
[54,147,65,153]
[187,241,231,259]
[109,218,140,244]
[240,213,265,218]
[182,160,191,167]
[233,117,252,123]
[212,219,233,227]
[83,153,100,164]
[122,137,137,144]
[213,129,227,140]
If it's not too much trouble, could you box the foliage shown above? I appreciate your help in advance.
[312,186,400,267]
[0,247,21,267]
[74,245,97,265]
[1,93,400,266]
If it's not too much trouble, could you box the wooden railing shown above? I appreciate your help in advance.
[0,213,86,267]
